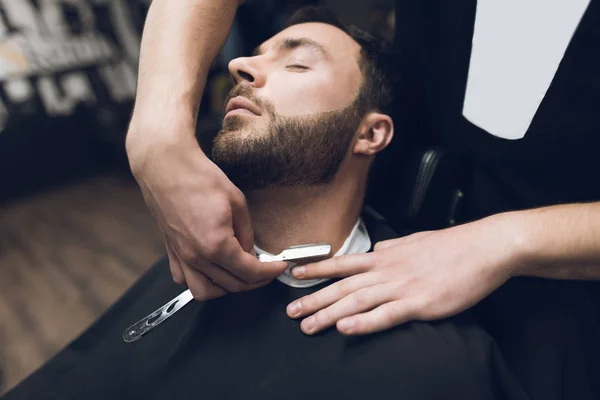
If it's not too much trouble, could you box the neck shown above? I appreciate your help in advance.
[246,169,367,256]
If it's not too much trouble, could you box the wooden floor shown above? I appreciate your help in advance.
[0,173,165,395]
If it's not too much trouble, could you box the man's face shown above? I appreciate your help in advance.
[212,22,366,191]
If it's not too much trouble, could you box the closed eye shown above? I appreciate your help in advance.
[286,65,310,71]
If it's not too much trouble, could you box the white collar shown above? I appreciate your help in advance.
[254,217,371,288]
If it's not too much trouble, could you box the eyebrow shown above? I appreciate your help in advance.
[252,37,331,59]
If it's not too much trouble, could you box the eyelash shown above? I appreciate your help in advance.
[286,65,309,70]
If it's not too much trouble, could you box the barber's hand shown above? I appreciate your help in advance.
[127,131,288,300]
[286,216,516,335]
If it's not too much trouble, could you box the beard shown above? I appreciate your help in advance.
[211,86,364,192]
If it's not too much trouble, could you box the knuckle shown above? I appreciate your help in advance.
[417,293,431,308]
[231,190,248,209]
[177,245,200,265]
[207,192,230,211]
[313,310,328,326]
[374,238,399,252]
[339,277,358,295]
[352,289,370,308]
[218,198,235,218]
[203,238,228,261]
[380,304,397,325]
[390,281,405,299]
[414,294,433,316]
[203,248,219,262]
[301,293,319,312]
[299,296,312,312]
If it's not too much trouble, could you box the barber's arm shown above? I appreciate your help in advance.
[514,202,600,279]
[126,0,287,300]
[286,201,600,335]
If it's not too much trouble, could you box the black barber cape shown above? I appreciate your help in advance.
[7,213,529,400]
[394,1,600,399]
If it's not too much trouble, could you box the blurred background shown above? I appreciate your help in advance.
[0,0,394,394]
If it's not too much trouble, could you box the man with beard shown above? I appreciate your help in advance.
[4,9,528,400]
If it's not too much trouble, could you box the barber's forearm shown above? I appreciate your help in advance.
[127,0,240,162]
[499,202,600,280]
[135,0,239,118]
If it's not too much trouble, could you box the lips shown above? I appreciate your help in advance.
[225,96,262,116]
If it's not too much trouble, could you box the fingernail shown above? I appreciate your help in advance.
[338,318,355,333]
[287,302,301,317]
[292,266,306,278]
[302,317,315,334]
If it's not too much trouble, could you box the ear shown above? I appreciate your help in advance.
[353,112,394,156]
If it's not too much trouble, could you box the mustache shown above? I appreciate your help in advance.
[223,85,274,115]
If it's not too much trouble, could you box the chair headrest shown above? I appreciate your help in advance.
[366,147,469,234]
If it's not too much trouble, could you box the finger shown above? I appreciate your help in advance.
[175,244,272,295]
[230,190,255,252]
[248,279,274,290]
[336,299,418,336]
[216,237,288,283]
[286,271,381,319]
[168,239,242,291]
[290,253,374,280]
[198,260,263,293]
[166,241,185,284]
[181,263,227,300]
[299,283,396,335]
[373,231,436,252]
[373,238,399,251]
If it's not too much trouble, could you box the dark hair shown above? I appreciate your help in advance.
[285,6,398,117]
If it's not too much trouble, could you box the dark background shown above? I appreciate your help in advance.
[0,0,394,206]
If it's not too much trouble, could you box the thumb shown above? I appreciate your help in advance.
[234,247,289,282]
[230,190,255,252]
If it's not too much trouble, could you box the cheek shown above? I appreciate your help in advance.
[267,74,358,117]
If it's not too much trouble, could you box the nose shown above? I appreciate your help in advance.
[228,56,266,87]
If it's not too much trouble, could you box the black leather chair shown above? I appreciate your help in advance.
[366,147,470,236]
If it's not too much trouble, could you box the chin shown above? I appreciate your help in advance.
[222,114,263,132]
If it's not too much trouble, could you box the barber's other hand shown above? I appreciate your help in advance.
[286,216,518,335]
[127,130,287,300]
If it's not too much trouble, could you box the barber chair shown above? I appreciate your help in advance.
[366,147,470,236]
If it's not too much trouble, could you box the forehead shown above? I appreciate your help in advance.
[259,22,362,67]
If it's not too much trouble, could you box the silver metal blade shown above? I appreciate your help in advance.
[278,243,331,261]
[122,289,194,343]
[123,243,331,343]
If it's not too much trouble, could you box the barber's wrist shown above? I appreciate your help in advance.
[485,210,541,278]
[126,112,202,177]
